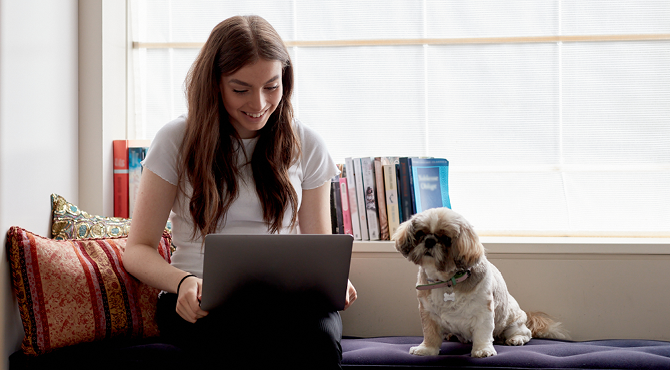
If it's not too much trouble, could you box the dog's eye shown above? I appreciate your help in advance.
[438,235,452,245]
[414,231,425,240]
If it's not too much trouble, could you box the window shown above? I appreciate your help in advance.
[129,0,670,237]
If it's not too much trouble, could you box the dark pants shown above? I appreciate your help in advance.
[157,292,343,369]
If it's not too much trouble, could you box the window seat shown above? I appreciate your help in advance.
[10,336,670,369]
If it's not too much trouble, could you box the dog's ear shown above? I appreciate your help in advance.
[452,218,485,266]
[393,218,415,257]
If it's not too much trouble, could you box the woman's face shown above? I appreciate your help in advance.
[221,59,284,139]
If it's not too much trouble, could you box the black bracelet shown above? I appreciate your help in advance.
[177,274,197,296]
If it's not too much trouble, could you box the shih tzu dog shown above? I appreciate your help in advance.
[393,207,568,358]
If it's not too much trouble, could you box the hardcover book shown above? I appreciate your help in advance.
[113,140,150,218]
[330,177,344,234]
[352,158,370,240]
[373,157,389,240]
[409,157,451,213]
[329,179,340,234]
[128,146,147,218]
[382,162,401,239]
[398,157,415,221]
[334,177,344,234]
[395,163,404,223]
[339,178,354,236]
[344,158,362,240]
[360,157,380,240]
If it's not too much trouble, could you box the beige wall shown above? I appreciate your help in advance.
[341,239,670,341]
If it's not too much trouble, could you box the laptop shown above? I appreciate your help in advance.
[199,234,354,312]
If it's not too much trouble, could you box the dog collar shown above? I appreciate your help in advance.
[416,270,471,290]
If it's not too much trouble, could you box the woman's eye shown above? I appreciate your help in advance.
[265,85,279,91]
[233,89,247,94]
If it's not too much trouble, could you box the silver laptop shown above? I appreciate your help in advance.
[200,234,353,311]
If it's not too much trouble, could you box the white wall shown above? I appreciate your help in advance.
[0,1,79,369]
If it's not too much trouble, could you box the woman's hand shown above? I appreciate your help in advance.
[343,279,357,310]
[176,276,209,323]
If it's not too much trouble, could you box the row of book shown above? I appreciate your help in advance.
[330,157,451,240]
[113,140,151,218]
[112,141,452,239]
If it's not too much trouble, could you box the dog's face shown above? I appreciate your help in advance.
[393,208,484,271]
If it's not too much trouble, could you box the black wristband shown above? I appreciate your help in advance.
[177,274,197,296]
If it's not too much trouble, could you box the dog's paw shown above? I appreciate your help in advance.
[471,345,497,358]
[506,334,531,346]
[409,344,440,356]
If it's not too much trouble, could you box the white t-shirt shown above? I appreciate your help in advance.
[142,114,340,277]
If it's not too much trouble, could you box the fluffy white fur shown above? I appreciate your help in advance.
[393,208,568,358]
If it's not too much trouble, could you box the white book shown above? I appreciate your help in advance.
[352,158,370,240]
[344,158,362,240]
[360,157,380,240]
[383,163,401,239]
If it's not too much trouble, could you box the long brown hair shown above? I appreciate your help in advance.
[179,15,300,240]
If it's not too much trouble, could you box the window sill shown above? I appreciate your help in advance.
[353,237,670,255]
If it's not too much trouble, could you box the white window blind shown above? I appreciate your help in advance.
[128,0,670,237]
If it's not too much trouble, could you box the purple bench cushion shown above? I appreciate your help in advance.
[341,336,670,369]
[10,336,670,369]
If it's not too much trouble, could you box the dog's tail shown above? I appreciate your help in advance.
[525,311,570,340]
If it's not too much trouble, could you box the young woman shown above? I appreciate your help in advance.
[124,15,356,369]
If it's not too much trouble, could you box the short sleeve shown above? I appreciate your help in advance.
[296,120,341,189]
[141,115,186,185]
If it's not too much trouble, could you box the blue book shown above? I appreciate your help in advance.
[128,146,147,217]
[409,158,451,213]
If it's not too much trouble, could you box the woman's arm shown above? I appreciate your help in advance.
[298,181,332,234]
[299,181,357,310]
[124,168,208,322]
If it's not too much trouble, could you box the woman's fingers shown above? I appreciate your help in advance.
[344,280,357,310]
[176,277,209,322]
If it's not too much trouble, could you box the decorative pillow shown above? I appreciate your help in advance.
[7,226,172,356]
[50,193,132,240]
[50,193,172,240]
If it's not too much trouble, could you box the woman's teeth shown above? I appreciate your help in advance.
[246,111,264,118]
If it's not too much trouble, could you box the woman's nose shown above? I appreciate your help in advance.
[249,90,264,110]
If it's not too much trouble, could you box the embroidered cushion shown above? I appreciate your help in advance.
[50,193,171,240]
[50,193,132,239]
[7,227,171,356]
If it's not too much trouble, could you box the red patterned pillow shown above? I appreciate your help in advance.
[7,227,171,356]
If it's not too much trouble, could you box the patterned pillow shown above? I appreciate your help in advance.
[7,226,172,356]
[50,194,132,240]
[50,193,172,240]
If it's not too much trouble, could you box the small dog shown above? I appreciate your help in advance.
[393,208,568,358]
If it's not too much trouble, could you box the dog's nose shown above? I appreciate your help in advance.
[424,237,436,249]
